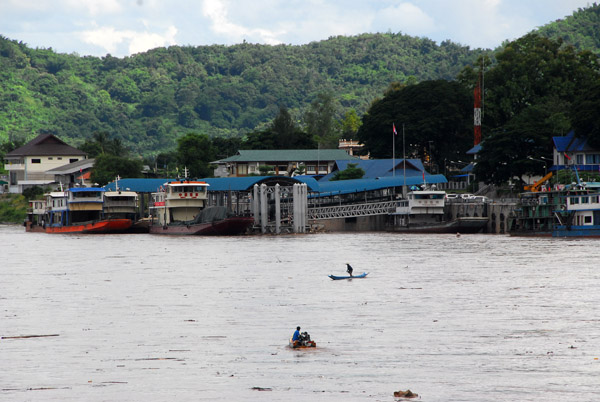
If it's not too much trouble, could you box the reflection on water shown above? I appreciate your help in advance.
[2,224,600,401]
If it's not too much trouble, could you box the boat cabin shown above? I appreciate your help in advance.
[151,180,209,225]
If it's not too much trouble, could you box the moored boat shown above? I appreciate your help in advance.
[509,182,600,238]
[149,179,254,235]
[388,187,487,233]
[25,187,133,234]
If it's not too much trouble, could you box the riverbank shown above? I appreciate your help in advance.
[0,193,27,223]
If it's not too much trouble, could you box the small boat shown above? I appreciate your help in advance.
[328,272,369,280]
[289,332,316,349]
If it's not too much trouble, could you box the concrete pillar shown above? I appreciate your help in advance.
[253,184,259,225]
[275,184,281,234]
[260,183,268,234]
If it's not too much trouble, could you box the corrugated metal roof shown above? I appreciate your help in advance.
[306,174,448,196]
[466,144,482,154]
[46,158,95,174]
[6,134,87,157]
[103,176,320,193]
[320,159,426,181]
[215,149,357,162]
[553,130,592,152]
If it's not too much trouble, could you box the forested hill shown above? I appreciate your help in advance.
[0,33,484,155]
[536,3,600,54]
[1,4,599,157]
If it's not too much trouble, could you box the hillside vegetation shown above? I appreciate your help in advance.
[1,4,599,161]
[0,33,485,156]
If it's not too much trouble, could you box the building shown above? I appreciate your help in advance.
[553,130,600,171]
[46,158,96,188]
[212,149,358,177]
[3,134,87,193]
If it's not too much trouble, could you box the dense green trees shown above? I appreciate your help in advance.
[357,80,472,172]
[175,133,215,178]
[0,32,486,156]
[331,163,365,181]
[472,34,600,184]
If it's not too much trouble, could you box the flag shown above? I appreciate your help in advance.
[422,170,425,181]
[393,123,397,136]
[564,153,571,161]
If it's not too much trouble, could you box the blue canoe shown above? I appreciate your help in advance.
[328,272,369,280]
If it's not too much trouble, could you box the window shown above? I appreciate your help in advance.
[592,196,599,204]
[237,164,248,175]
[32,159,41,163]
[576,154,584,165]
[69,158,79,163]
[586,154,600,164]
[48,157,53,160]
[585,216,592,224]
[582,197,589,204]
[58,157,63,160]
[570,197,579,205]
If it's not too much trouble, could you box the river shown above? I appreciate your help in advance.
[1,224,599,401]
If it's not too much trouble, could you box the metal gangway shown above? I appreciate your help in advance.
[308,201,397,220]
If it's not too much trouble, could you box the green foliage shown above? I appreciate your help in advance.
[176,133,215,178]
[331,163,365,181]
[474,33,600,184]
[258,165,274,175]
[572,76,600,148]
[0,33,486,155]
[536,4,600,55]
[22,186,47,200]
[0,194,27,223]
[90,154,143,185]
[358,79,472,170]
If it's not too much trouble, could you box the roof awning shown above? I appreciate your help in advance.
[18,180,55,185]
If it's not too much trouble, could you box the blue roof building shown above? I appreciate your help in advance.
[552,130,600,172]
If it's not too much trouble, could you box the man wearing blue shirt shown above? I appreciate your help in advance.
[292,326,301,341]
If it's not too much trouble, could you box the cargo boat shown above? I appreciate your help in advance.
[25,187,132,233]
[149,179,253,235]
[388,188,487,234]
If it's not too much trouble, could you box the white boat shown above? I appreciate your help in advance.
[388,187,487,233]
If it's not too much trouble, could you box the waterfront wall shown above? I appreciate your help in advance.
[445,201,516,234]
[309,201,517,234]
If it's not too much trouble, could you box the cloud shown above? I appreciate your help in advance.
[201,0,284,44]
[63,0,122,16]
[80,25,178,55]
[374,2,436,36]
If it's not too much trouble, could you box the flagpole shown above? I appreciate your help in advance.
[393,124,395,178]
[403,124,406,197]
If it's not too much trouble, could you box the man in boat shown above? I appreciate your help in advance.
[292,326,301,342]
[346,263,353,277]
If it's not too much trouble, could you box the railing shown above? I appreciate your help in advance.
[308,201,397,220]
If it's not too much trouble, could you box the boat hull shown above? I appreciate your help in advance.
[150,216,254,236]
[388,217,488,234]
[26,219,133,234]
[329,272,369,280]
[289,338,317,349]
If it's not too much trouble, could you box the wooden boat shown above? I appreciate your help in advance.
[328,272,369,280]
[289,335,316,349]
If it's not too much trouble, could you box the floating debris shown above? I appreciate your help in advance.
[2,334,59,339]
[393,389,418,398]
[251,387,272,391]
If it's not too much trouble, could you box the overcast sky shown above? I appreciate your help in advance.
[0,0,594,58]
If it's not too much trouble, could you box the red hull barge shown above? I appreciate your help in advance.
[26,219,132,234]
[149,216,253,236]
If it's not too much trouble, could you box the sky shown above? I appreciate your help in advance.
[0,0,594,58]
